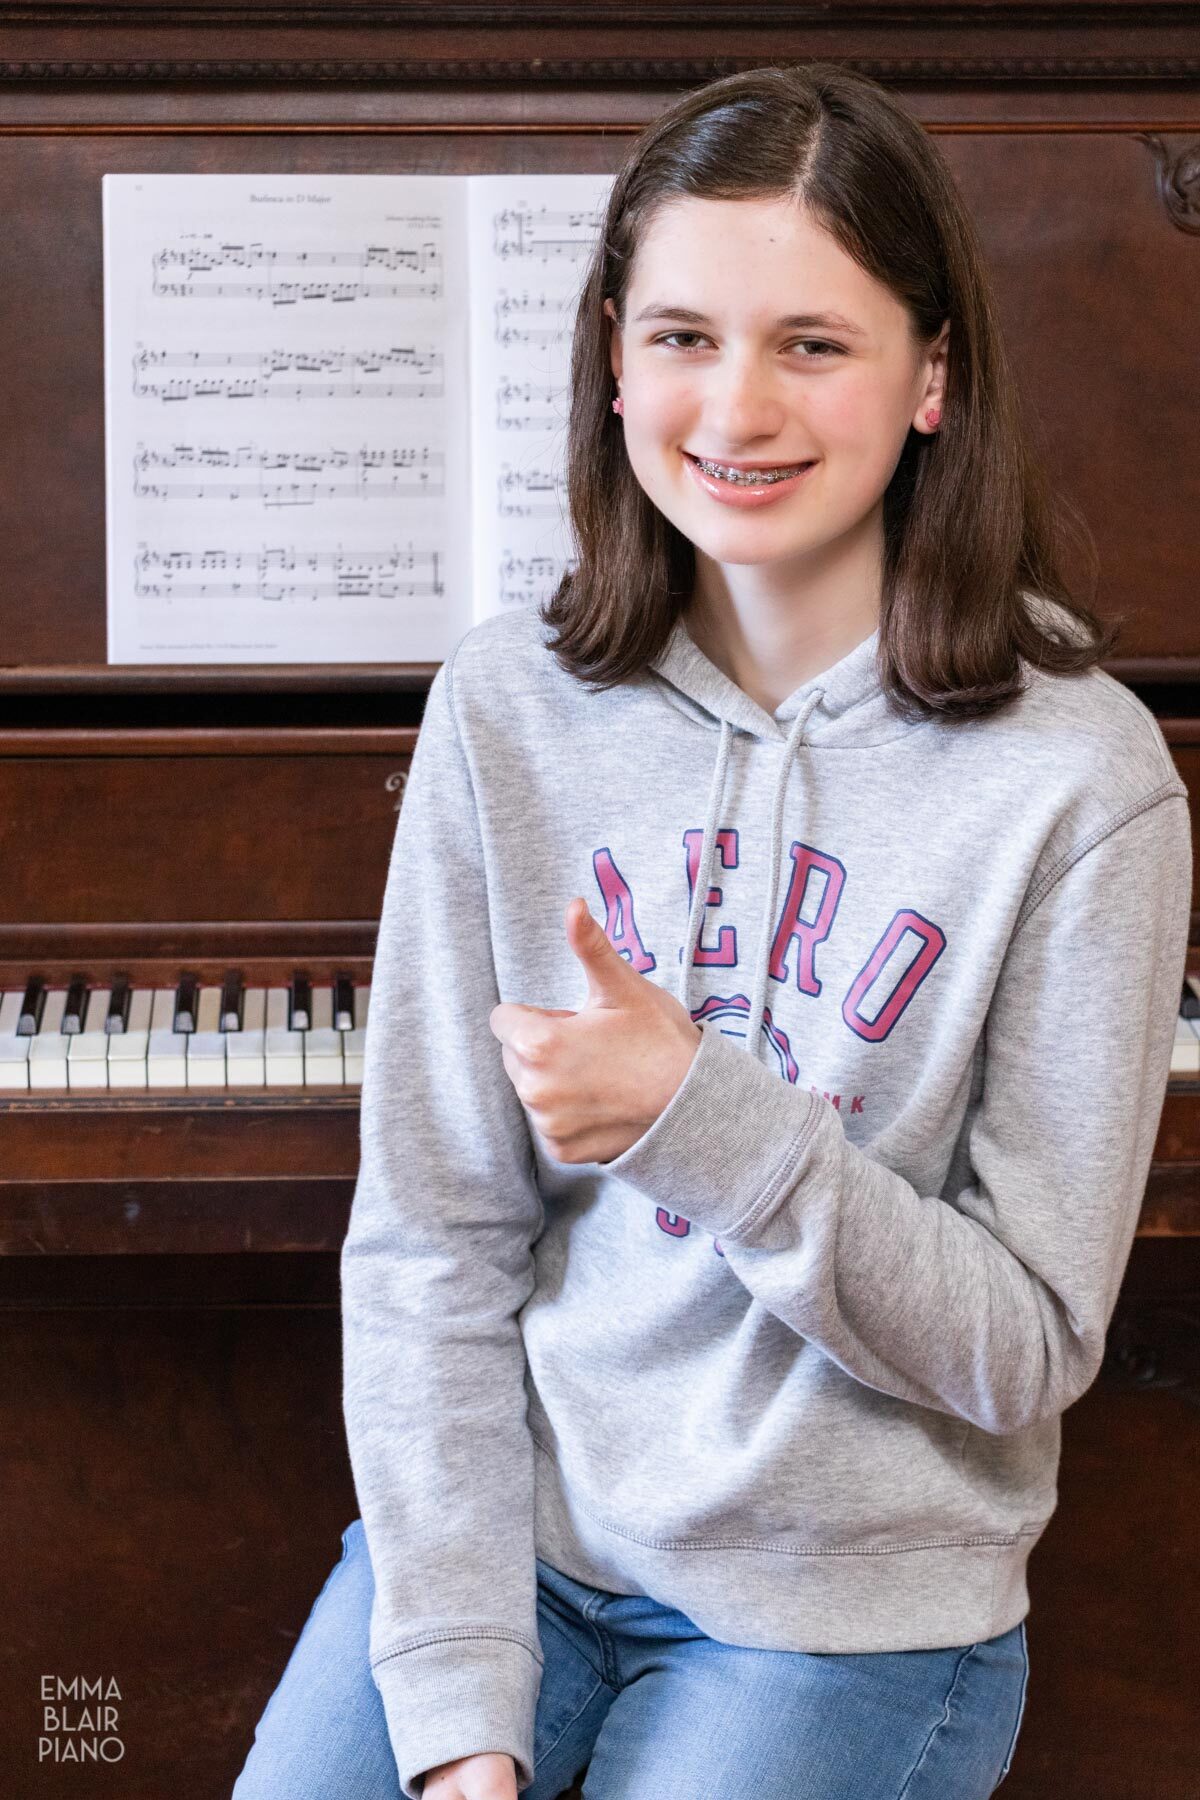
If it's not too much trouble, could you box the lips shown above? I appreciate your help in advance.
[681,448,818,509]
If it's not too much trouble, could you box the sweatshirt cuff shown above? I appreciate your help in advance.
[372,1635,542,1799]
[605,1020,825,1241]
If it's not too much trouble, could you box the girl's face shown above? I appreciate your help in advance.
[605,195,948,585]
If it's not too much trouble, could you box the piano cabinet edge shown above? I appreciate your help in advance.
[0,1087,1194,1256]
[0,1172,1195,1260]
[0,1178,355,1256]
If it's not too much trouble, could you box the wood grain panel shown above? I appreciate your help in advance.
[0,748,409,923]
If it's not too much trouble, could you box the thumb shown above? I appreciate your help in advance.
[565,896,635,1008]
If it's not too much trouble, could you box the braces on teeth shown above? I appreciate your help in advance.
[692,456,808,486]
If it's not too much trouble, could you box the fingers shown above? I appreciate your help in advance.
[489,1002,573,1049]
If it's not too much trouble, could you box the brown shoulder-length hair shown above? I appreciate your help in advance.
[539,61,1120,722]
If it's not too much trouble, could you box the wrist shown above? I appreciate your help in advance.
[653,1018,701,1122]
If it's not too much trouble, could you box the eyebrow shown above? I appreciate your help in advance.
[632,303,867,337]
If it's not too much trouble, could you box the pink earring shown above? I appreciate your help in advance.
[612,396,624,415]
[925,408,941,429]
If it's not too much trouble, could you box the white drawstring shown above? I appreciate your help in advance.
[677,692,825,1063]
[677,716,732,1008]
[742,693,824,1060]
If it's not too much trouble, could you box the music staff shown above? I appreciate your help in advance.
[131,343,444,404]
[494,376,566,433]
[492,203,606,263]
[496,462,566,519]
[151,236,443,303]
[133,443,446,506]
[133,543,444,605]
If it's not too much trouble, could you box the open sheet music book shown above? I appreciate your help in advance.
[102,172,615,665]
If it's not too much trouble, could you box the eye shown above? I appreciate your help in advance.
[653,332,844,360]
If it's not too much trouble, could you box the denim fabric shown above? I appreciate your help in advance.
[234,1519,1029,1799]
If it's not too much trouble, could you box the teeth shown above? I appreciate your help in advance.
[692,455,809,486]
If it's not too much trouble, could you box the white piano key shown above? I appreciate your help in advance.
[29,989,70,1090]
[148,987,189,1088]
[304,984,344,1086]
[67,987,112,1089]
[108,989,154,1089]
[186,985,227,1089]
[0,990,31,1089]
[1171,1016,1200,1075]
[226,986,266,1088]
[265,986,304,1087]
[226,987,266,1084]
[343,982,370,1086]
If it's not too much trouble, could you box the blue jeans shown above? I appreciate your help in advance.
[233,1518,1029,1799]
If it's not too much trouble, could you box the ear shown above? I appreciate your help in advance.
[926,319,950,400]
[914,319,950,433]
[603,296,623,387]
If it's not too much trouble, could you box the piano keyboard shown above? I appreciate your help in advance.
[3,967,1199,1089]
[1172,975,1200,1075]
[0,974,370,1090]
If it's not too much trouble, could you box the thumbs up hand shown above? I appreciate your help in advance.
[489,896,703,1165]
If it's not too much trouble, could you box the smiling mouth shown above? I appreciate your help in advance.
[683,451,816,486]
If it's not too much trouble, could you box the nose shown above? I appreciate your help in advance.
[703,348,788,449]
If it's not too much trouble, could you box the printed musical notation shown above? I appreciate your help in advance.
[150,236,443,304]
[498,551,564,610]
[132,444,445,507]
[496,462,563,521]
[131,345,445,405]
[491,205,604,265]
[491,289,573,352]
[134,545,443,604]
[103,173,613,664]
[104,175,467,663]
[468,183,613,628]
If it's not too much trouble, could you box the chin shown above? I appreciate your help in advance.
[681,515,812,556]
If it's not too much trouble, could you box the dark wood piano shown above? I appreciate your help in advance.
[0,705,419,1258]
[1,5,1197,1796]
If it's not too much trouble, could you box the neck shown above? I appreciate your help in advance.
[685,513,883,712]
[686,587,880,714]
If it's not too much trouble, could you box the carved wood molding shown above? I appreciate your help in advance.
[3,0,1200,23]
[3,55,1200,85]
[1139,133,1200,233]
[1101,1295,1200,1411]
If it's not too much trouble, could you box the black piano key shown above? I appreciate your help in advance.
[16,977,46,1037]
[333,974,355,1033]
[289,974,312,1033]
[105,977,132,1035]
[1181,978,1200,1019]
[62,976,88,1035]
[219,972,244,1033]
[174,974,199,1035]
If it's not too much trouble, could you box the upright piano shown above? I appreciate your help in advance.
[0,6,1197,1797]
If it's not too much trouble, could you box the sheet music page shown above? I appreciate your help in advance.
[466,174,614,624]
[103,174,471,663]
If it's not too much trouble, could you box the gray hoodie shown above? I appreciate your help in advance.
[341,598,1190,1798]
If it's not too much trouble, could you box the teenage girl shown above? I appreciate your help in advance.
[233,61,1191,1800]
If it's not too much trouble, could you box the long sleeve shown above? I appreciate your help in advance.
[605,790,1192,1437]
[340,649,546,1799]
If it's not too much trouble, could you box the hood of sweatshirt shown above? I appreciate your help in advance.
[646,613,902,1063]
